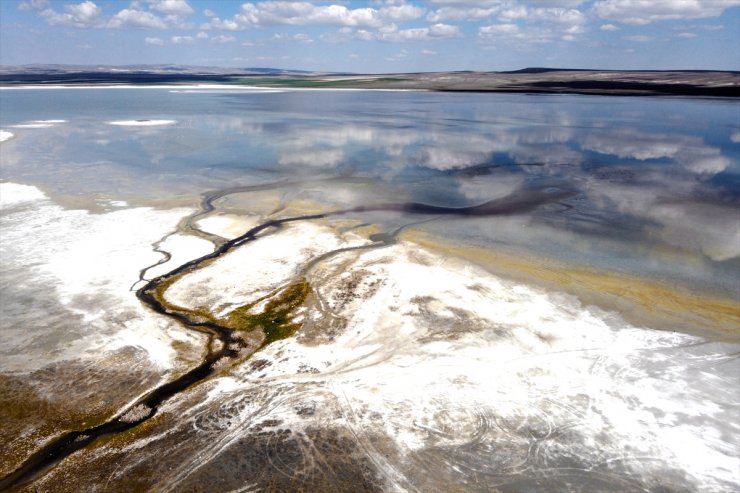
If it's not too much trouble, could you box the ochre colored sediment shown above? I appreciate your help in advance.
[406,231,740,340]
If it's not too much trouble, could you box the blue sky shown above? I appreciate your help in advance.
[1,0,738,72]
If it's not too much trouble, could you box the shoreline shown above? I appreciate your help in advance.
[2,179,738,491]
[0,70,738,97]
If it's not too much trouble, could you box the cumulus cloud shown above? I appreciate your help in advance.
[479,23,520,37]
[18,0,50,11]
[211,34,236,43]
[170,35,194,44]
[593,0,740,25]
[108,8,167,29]
[27,0,194,30]
[346,23,462,42]
[39,0,102,28]
[273,32,314,43]
[478,5,588,43]
[145,0,193,16]
[427,6,499,22]
[624,34,653,42]
[144,36,164,45]
[206,1,424,31]
[600,23,619,31]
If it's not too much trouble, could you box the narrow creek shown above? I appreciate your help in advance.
[0,184,574,491]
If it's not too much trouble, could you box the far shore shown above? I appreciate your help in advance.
[0,69,737,97]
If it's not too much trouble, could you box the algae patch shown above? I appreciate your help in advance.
[152,273,312,348]
[225,278,311,345]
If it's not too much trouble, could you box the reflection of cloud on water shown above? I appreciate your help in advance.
[510,143,584,166]
[279,148,345,168]
[416,148,491,170]
[594,182,740,261]
[575,128,738,260]
[457,172,526,202]
[582,129,734,175]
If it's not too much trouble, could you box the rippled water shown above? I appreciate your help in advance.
[0,88,738,491]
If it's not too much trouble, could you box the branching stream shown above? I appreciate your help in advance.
[0,183,574,491]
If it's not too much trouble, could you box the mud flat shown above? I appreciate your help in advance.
[1,86,737,492]
[0,183,207,480]
[4,188,736,492]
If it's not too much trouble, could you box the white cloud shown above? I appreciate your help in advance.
[379,3,425,21]
[108,8,167,29]
[479,23,520,37]
[386,48,409,61]
[600,23,619,31]
[18,0,50,11]
[427,7,498,22]
[171,35,194,44]
[293,33,314,43]
[206,1,425,31]
[145,36,164,45]
[359,22,461,41]
[196,31,209,39]
[676,32,697,38]
[146,0,193,16]
[593,0,740,25]
[624,34,653,42]
[532,8,586,25]
[273,32,314,43]
[425,0,502,5]
[429,22,461,37]
[421,49,437,55]
[527,0,584,6]
[39,1,102,28]
[203,8,216,17]
[211,34,236,43]
[477,6,588,43]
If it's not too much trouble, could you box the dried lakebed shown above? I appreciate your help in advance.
[1,89,738,492]
[1,180,738,492]
[0,183,570,488]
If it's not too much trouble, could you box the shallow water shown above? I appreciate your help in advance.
[0,88,738,491]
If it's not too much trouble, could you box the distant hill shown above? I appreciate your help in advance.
[0,65,737,97]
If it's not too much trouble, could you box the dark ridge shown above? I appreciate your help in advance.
[499,67,588,74]
[437,81,740,98]
[524,80,740,97]
[499,67,739,75]
[0,72,241,85]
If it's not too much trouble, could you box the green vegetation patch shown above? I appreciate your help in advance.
[152,273,311,347]
[225,278,311,345]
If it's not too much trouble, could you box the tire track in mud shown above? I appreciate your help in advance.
[0,183,575,491]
